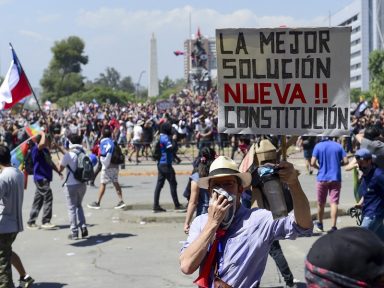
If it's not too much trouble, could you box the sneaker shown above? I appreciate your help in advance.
[26,223,39,230]
[314,222,324,232]
[286,278,300,288]
[19,274,34,288]
[174,205,187,213]
[68,231,79,240]
[152,206,167,213]
[41,222,56,229]
[114,201,126,209]
[81,227,88,238]
[328,226,338,233]
[87,201,101,209]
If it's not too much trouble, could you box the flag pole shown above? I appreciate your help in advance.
[9,43,61,159]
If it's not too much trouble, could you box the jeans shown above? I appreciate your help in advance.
[269,241,294,285]
[28,179,53,225]
[64,183,87,234]
[0,232,17,288]
[361,215,384,241]
[153,164,180,208]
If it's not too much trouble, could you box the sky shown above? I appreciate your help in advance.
[0,0,354,89]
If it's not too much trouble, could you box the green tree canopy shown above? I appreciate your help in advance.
[94,67,121,90]
[369,50,384,101]
[40,36,88,103]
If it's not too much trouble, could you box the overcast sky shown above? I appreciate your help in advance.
[0,0,353,88]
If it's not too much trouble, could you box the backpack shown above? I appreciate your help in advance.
[67,149,94,183]
[152,138,162,161]
[110,141,125,165]
[23,149,34,175]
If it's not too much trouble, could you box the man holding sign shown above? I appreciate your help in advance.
[179,26,351,288]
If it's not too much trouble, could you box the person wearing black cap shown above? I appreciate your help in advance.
[152,122,185,213]
[354,148,384,241]
[305,227,384,287]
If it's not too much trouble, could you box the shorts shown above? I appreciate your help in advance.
[132,140,142,150]
[100,167,119,184]
[316,181,341,205]
[303,148,313,160]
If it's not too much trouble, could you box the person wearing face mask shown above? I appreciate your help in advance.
[354,148,384,241]
[179,156,312,288]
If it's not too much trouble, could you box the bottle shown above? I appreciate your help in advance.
[258,166,288,219]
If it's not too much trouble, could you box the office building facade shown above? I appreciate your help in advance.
[328,0,384,91]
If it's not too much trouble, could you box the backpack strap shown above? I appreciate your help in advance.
[62,148,83,187]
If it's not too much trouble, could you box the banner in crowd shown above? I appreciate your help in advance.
[216,27,351,136]
[156,100,175,111]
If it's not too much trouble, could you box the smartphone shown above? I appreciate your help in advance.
[212,187,234,203]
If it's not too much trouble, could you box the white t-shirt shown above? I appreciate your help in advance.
[60,147,83,186]
[132,125,143,142]
[126,121,134,133]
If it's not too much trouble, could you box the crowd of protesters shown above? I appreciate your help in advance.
[1,85,384,287]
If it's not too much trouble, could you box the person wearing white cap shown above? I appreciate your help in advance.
[180,156,312,288]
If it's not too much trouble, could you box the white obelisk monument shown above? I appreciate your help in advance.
[149,33,159,98]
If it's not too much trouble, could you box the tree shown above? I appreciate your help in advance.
[94,67,121,90]
[159,76,175,95]
[369,50,384,102]
[120,76,136,93]
[40,36,88,103]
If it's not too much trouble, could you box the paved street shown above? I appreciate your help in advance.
[13,151,360,287]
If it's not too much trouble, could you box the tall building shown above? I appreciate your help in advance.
[149,33,159,98]
[327,0,384,91]
[183,34,217,81]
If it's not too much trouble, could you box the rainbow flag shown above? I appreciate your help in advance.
[25,122,41,137]
[11,136,34,170]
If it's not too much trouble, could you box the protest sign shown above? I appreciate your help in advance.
[216,27,351,136]
[156,99,174,111]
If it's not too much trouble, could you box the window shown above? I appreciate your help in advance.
[352,26,361,34]
[351,50,361,58]
[350,63,361,70]
[351,38,361,46]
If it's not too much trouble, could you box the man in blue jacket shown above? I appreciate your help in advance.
[355,148,384,241]
[152,122,185,212]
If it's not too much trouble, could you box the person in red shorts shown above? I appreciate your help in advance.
[311,137,348,233]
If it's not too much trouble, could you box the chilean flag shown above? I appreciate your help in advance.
[0,46,32,110]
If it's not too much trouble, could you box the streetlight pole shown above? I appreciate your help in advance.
[136,70,146,100]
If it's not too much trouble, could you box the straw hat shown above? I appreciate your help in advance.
[198,156,251,189]
[255,139,277,163]
[136,119,144,126]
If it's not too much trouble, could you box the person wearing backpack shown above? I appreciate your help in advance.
[58,134,92,240]
[152,122,185,213]
[87,128,126,210]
